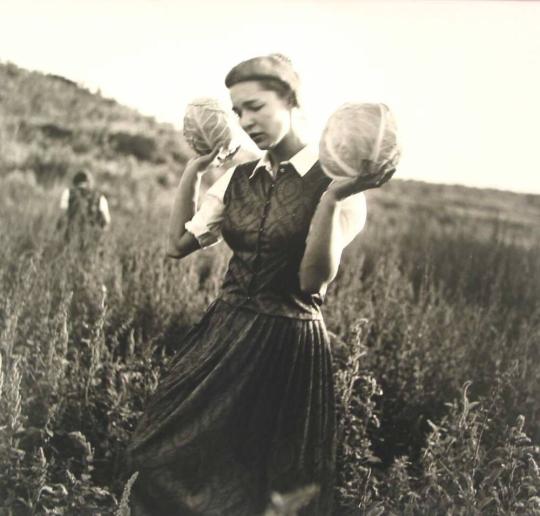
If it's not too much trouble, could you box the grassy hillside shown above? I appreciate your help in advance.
[1,61,540,515]
[0,61,193,179]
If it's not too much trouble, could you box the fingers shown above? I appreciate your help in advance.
[375,168,396,188]
[192,145,221,169]
[217,144,241,165]
[361,159,393,182]
[355,165,395,191]
[383,166,397,181]
[328,159,396,197]
[203,145,222,163]
[359,170,383,185]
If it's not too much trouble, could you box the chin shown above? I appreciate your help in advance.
[252,135,280,151]
[254,141,270,150]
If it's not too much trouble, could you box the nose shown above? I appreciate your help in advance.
[239,111,255,132]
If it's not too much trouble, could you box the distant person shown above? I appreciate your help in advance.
[58,170,111,248]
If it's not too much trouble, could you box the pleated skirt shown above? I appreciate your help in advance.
[126,299,336,516]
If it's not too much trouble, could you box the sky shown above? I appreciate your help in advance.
[1,0,540,194]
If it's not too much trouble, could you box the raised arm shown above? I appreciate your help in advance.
[167,147,220,259]
[299,161,395,294]
[299,192,363,294]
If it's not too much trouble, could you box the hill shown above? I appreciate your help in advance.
[0,61,199,185]
[367,178,540,248]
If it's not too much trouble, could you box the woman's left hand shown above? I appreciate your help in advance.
[325,158,396,201]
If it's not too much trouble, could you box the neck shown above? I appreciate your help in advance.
[268,131,306,169]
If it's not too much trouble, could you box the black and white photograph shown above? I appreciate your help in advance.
[1,0,539,514]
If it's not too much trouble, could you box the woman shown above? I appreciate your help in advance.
[126,54,394,515]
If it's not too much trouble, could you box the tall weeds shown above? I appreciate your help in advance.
[1,176,539,514]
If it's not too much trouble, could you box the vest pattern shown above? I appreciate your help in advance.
[65,186,106,243]
[67,187,105,227]
[219,160,332,320]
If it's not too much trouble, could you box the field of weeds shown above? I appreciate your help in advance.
[1,61,540,514]
[1,171,539,515]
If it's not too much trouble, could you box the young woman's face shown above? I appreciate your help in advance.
[229,81,292,150]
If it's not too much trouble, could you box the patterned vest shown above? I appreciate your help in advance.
[218,160,332,320]
[65,186,106,241]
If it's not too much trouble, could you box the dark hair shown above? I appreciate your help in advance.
[256,77,299,108]
[73,170,92,186]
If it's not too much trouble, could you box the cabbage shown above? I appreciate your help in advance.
[183,97,239,158]
[319,102,400,180]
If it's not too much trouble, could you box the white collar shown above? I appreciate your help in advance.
[249,144,318,179]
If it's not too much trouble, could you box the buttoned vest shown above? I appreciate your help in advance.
[218,159,332,320]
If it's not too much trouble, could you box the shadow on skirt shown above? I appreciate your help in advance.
[126,300,336,516]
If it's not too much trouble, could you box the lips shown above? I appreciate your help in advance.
[249,132,265,142]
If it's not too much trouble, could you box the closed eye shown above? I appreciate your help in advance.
[233,101,265,117]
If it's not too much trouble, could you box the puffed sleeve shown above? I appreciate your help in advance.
[185,165,236,249]
[339,192,367,246]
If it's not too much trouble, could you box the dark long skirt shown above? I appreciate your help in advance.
[126,300,336,516]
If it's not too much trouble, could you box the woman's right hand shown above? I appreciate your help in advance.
[183,145,221,177]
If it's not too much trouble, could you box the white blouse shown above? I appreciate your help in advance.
[185,145,367,249]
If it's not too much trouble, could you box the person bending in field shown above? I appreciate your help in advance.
[126,53,395,516]
[57,170,111,249]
